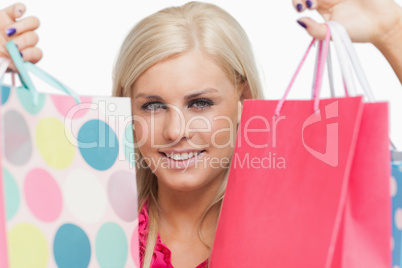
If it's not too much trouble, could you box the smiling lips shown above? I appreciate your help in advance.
[160,150,206,169]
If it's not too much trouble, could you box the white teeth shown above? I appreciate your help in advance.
[165,151,201,161]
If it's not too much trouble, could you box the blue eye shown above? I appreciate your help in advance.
[141,101,166,111]
[189,98,214,109]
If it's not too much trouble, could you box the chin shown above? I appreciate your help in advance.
[155,165,227,193]
[154,168,204,192]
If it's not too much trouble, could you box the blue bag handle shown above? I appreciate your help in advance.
[5,41,80,105]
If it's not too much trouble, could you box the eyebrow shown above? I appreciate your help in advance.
[134,88,218,100]
[134,94,162,100]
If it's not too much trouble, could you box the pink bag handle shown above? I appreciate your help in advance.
[313,31,332,111]
[275,24,331,116]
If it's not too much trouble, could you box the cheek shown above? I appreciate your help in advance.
[133,117,150,149]
[210,117,237,148]
[208,107,238,149]
[133,118,157,170]
[133,115,167,157]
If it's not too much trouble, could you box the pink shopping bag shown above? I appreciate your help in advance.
[330,102,390,268]
[210,26,390,267]
[210,96,364,268]
[327,21,391,268]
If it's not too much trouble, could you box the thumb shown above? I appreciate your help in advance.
[297,17,328,40]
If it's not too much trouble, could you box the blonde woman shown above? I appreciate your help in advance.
[1,1,401,268]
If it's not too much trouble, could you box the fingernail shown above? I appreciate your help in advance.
[306,0,313,8]
[6,28,16,37]
[297,20,307,29]
[20,52,23,57]
[18,9,23,14]
[296,3,303,12]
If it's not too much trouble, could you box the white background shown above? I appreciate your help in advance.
[2,0,402,147]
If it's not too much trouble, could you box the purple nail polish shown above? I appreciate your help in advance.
[306,0,313,8]
[6,28,16,37]
[296,3,303,11]
[18,9,23,13]
[20,52,23,57]
[297,20,307,29]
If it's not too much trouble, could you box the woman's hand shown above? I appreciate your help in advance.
[293,0,401,44]
[0,3,42,71]
[294,0,402,82]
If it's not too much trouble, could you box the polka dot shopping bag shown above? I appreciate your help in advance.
[0,42,139,268]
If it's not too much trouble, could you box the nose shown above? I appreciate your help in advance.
[163,105,191,143]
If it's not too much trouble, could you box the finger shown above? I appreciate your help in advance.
[3,47,42,73]
[304,0,316,10]
[292,0,306,12]
[5,16,40,38]
[296,17,328,40]
[20,47,43,64]
[3,3,26,20]
[6,62,17,73]
[10,31,39,50]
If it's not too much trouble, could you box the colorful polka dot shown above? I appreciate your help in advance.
[395,208,402,230]
[108,170,137,222]
[1,85,11,105]
[64,169,107,223]
[16,87,46,114]
[78,120,118,171]
[4,110,32,166]
[3,168,20,220]
[124,124,135,167]
[95,222,128,268]
[50,95,92,119]
[24,168,63,222]
[35,117,75,169]
[8,223,49,268]
[53,224,91,268]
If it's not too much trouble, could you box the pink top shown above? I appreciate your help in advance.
[138,201,209,268]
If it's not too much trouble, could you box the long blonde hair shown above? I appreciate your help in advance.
[112,2,263,267]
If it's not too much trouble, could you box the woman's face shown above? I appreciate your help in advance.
[132,51,243,192]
